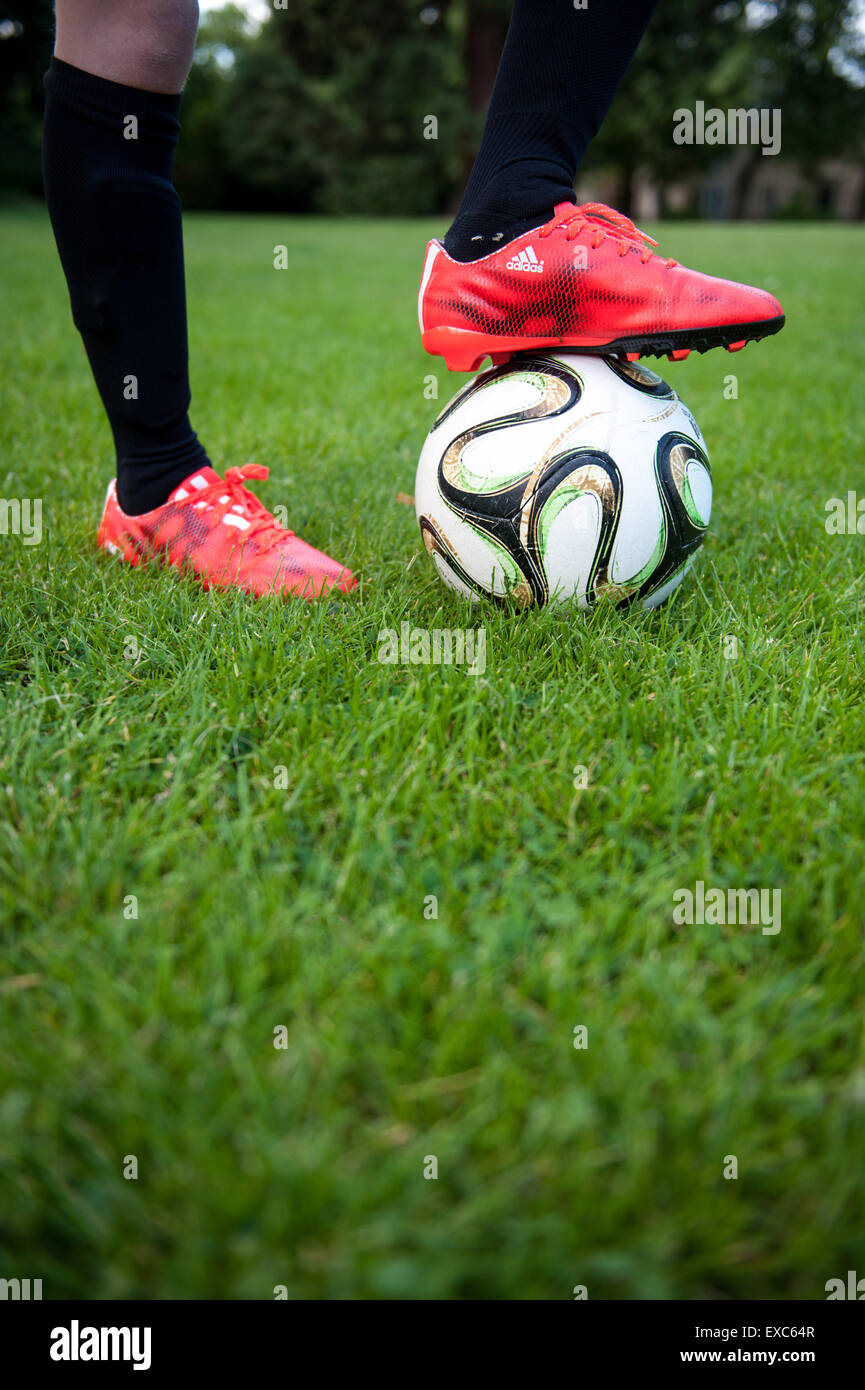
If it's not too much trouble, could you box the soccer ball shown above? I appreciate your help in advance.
[415,352,712,610]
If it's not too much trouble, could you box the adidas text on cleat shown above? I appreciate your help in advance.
[506,245,545,273]
[419,201,785,372]
[97,464,356,600]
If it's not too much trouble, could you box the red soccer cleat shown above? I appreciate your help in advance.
[97,463,356,600]
[419,201,785,372]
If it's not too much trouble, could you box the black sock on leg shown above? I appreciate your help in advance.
[444,0,658,262]
[42,57,210,515]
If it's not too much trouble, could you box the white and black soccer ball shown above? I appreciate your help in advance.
[415,352,712,610]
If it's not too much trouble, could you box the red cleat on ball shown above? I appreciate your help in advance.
[419,201,784,372]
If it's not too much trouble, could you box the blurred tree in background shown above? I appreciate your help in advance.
[213,0,466,212]
[585,0,865,216]
[0,0,54,196]
[1,0,863,216]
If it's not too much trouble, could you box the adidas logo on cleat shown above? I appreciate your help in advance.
[506,245,544,274]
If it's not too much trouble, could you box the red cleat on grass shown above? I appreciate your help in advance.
[97,463,356,600]
[419,201,784,372]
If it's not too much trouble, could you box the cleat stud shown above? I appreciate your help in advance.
[445,355,483,372]
[626,352,640,362]
[726,340,747,352]
[667,348,690,361]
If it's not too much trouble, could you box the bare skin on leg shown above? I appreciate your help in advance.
[54,0,200,93]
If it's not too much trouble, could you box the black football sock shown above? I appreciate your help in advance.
[444,0,658,262]
[42,57,210,515]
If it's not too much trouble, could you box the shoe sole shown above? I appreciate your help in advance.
[422,316,786,373]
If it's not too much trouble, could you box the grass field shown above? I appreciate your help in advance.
[1,205,864,1300]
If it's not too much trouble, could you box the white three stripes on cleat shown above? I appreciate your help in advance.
[505,244,545,273]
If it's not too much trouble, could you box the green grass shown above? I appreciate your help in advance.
[1,207,864,1300]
